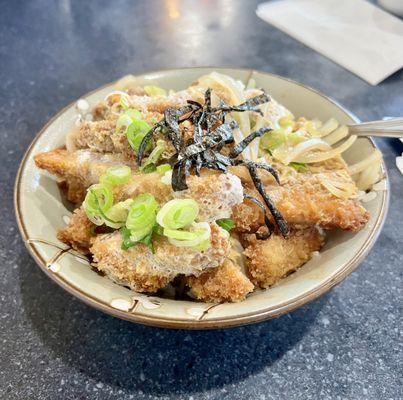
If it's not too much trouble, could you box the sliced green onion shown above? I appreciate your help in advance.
[129,223,156,241]
[289,162,308,172]
[120,95,130,110]
[167,222,211,248]
[144,85,167,97]
[156,199,199,229]
[116,109,143,133]
[83,184,113,224]
[100,165,132,187]
[126,193,158,232]
[140,140,166,173]
[120,224,158,252]
[191,239,211,251]
[126,109,142,119]
[103,199,133,229]
[287,131,304,145]
[163,228,200,241]
[156,164,172,174]
[120,226,136,250]
[116,114,133,131]
[278,116,294,129]
[216,218,235,232]
[126,119,151,153]
[260,128,287,151]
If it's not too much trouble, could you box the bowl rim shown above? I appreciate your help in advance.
[14,67,390,329]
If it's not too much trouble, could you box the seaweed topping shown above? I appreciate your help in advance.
[243,194,274,240]
[137,88,289,237]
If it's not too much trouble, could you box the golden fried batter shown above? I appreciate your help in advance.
[57,208,94,254]
[90,232,171,293]
[90,223,230,293]
[186,259,254,303]
[36,145,244,220]
[34,148,136,203]
[243,228,325,288]
[232,168,369,232]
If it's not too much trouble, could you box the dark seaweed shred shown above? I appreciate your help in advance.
[244,194,274,240]
[136,88,289,237]
[230,127,272,158]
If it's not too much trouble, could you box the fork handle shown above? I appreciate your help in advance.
[349,128,403,138]
[348,117,403,138]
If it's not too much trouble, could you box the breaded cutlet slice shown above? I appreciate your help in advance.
[34,148,136,203]
[90,224,230,293]
[232,168,369,232]
[242,228,325,288]
[57,208,94,254]
[186,259,254,303]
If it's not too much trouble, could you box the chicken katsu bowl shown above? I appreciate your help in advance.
[15,68,388,328]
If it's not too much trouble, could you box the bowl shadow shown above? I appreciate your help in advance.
[19,251,328,396]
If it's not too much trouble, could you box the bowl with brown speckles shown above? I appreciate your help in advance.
[14,67,389,329]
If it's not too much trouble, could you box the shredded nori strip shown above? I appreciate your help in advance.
[244,194,274,240]
[234,159,280,185]
[172,158,191,191]
[230,127,272,158]
[135,87,289,237]
[137,122,164,165]
[212,93,270,116]
[246,163,289,237]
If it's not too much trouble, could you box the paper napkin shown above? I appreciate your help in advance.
[256,0,403,85]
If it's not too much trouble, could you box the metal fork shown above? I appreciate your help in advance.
[348,117,403,138]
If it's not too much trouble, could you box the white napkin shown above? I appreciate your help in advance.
[256,0,403,85]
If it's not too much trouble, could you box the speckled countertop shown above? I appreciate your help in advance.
[0,1,402,399]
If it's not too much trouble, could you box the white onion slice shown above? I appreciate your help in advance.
[318,174,356,199]
[324,125,349,145]
[348,149,382,175]
[356,164,381,191]
[273,138,331,164]
[317,118,339,136]
[294,135,357,163]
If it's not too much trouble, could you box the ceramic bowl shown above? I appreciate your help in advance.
[14,67,389,329]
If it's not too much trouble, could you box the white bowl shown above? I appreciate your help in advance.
[14,67,389,329]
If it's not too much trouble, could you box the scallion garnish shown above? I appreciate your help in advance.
[156,199,199,230]
[216,218,235,232]
[144,85,167,97]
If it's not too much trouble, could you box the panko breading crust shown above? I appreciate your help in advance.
[34,148,136,203]
[186,259,254,303]
[233,170,369,232]
[243,228,325,288]
[57,208,94,254]
[90,224,230,293]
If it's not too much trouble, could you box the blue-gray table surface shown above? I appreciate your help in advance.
[0,1,402,399]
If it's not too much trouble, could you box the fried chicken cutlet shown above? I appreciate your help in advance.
[243,228,325,288]
[90,223,230,293]
[34,148,136,203]
[232,164,369,232]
